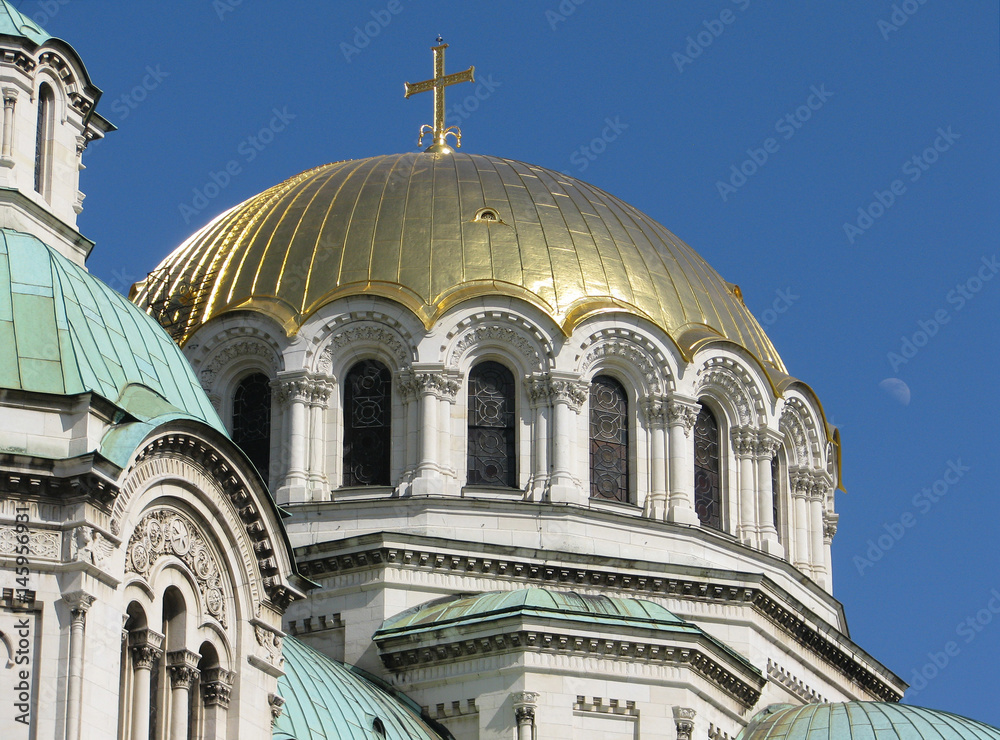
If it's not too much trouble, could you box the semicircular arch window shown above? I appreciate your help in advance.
[589,375,629,502]
[232,373,272,480]
[343,360,392,486]
[467,361,517,488]
[694,405,722,531]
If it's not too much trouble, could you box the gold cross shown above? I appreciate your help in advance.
[405,42,474,153]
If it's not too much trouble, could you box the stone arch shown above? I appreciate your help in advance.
[693,355,768,428]
[778,396,823,470]
[314,316,416,379]
[444,311,552,375]
[576,327,675,397]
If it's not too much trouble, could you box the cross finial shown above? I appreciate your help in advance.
[404,40,475,153]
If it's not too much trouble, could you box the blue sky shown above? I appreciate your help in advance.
[25,1,999,724]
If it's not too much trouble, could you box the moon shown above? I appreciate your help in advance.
[879,378,911,406]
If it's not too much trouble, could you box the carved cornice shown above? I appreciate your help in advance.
[298,543,901,702]
[767,658,827,704]
[378,627,762,708]
[0,468,118,506]
[127,509,229,628]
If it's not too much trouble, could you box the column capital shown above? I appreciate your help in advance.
[549,377,588,412]
[640,395,670,425]
[201,667,235,707]
[754,427,783,460]
[272,372,313,406]
[268,693,286,726]
[3,87,17,105]
[673,706,697,740]
[128,628,165,669]
[823,511,839,542]
[667,396,701,435]
[410,366,461,400]
[166,649,201,689]
[731,426,757,459]
[62,590,96,616]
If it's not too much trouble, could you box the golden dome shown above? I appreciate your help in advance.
[133,152,784,371]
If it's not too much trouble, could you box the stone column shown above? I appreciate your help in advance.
[756,429,784,556]
[810,478,830,586]
[732,427,758,545]
[823,512,839,592]
[673,706,696,740]
[410,368,459,496]
[666,397,701,525]
[307,380,333,500]
[512,691,539,740]
[641,396,669,519]
[63,591,95,740]
[525,376,551,501]
[548,375,588,505]
[166,649,201,740]
[274,373,312,504]
[397,371,420,495]
[200,667,235,740]
[1,88,16,166]
[128,629,164,740]
[436,370,461,493]
[791,470,812,572]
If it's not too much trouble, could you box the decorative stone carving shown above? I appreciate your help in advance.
[823,512,840,541]
[321,325,409,371]
[549,378,589,411]
[200,340,277,387]
[127,509,228,627]
[254,624,285,668]
[667,399,700,435]
[0,526,59,559]
[451,325,539,367]
[731,427,757,459]
[129,629,165,670]
[69,526,113,565]
[268,693,286,726]
[512,691,539,726]
[673,706,696,740]
[63,590,95,617]
[583,339,664,395]
[698,369,753,425]
[272,376,313,406]
[201,668,236,707]
[412,371,461,400]
[640,396,669,425]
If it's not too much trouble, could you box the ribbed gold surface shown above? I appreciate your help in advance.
[134,152,784,370]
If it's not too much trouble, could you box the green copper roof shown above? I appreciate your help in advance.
[740,703,1000,740]
[0,1,50,45]
[274,635,445,740]
[0,229,226,465]
[381,588,691,636]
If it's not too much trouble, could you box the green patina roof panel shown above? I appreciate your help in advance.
[741,704,1000,740]
[274,635,445,740]
[0,229,226,465]
[0,0,51,45]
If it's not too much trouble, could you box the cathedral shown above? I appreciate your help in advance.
[0,6,997,740]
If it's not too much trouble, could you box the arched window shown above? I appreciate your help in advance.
[467,361,516,488]
[694,405,722,530]
[343,360,391,486]
[589,375,629,502]
[771,452,783,543]
[232,373,271,480]
[34,83,54,197]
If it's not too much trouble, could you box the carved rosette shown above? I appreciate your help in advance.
[451,325,539,367]
[127,510,228,628]
[667,399,700,435]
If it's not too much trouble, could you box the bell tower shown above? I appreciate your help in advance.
[0,2,113,266]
